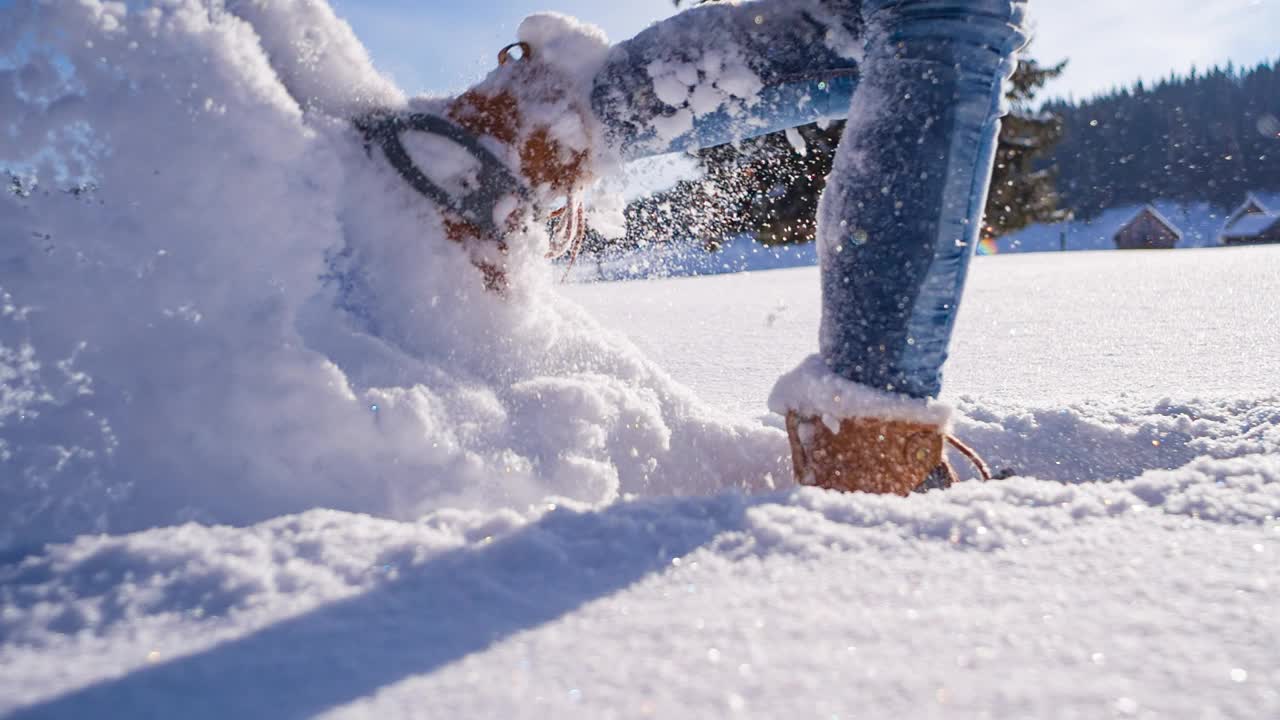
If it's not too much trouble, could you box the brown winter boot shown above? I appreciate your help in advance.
[784,413,949,495]
[784,412,995,495]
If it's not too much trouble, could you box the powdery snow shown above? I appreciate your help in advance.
[2,467,1277,718]
[4,245,1277,719]
[1,2,1278,718]
[641,39,763,149]
[0,0,782,554]
[768,354,955,429]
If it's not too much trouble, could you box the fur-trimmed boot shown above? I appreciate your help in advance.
[771,356,990,495]
[784,413,951,495]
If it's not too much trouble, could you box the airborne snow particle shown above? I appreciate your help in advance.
[1114,697,1138,715]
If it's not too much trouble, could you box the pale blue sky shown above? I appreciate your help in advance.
[331,0,1280,102]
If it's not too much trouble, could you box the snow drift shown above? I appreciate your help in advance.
[2,458,1277,717]
[0,0,786,554]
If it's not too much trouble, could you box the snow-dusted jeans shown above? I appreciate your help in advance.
[594,0,1029,400]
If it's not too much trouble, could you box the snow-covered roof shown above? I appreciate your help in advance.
[1222,212,1280,238]
[1117,205,1183,240]
[1225,194,1269,228]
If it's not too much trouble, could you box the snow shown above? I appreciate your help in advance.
[516,13,611,92]
[2,2,1278,718]
[0,0,780,553]
[3,461,1278,718]
[1000,194,1280,253]
[568,246,1280,417]
[5,251,1278,720]
[768,354,955,428]
[565,234,819,282]
[643,47,762,120]
[1222,212,1279,238]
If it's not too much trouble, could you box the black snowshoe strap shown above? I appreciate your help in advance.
[354,111,528,235]
[914,434,998,494]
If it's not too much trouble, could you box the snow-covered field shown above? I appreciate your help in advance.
[4,248,1278,719]
[2,2,1278,718]
[568,246,1280,415]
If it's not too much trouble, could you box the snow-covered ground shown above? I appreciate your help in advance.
[4,248,1278,720]
[2,2,1278,719]
[567,246,1280,415]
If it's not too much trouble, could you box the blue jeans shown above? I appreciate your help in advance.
[593,0,1028,400]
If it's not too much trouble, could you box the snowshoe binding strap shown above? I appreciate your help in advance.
[944,434,993,482]
[913,433,996,494]
[353,111,528,236]
[497,41,532,66]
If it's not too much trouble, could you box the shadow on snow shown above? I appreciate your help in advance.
[6,496,749,720]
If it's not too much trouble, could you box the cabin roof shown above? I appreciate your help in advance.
[1116,205,1183,240]
[1222,212,1280,238]
[1225,195,1270,228]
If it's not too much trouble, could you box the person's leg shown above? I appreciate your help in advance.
[592,0,1028,493]
[592,0,863,160]
[776,0,1027,494]
[598,0,1024,393]
[816,0,1028,400]
[350,0,1023,493]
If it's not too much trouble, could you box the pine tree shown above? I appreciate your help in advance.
[983,57,1069,239]
[1048,57,1280,217]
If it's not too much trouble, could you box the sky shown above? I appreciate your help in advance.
[331,0,1280,103]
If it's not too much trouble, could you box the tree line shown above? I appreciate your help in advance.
[1047,59,1280,218]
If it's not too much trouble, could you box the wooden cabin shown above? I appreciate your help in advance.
[1220,195,1280,246]
[1113,206,1181,250]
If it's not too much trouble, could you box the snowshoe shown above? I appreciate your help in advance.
[354,40,599,293]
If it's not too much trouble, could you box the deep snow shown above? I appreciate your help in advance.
[2,1,1278,718]
[3,247,1278,719]
[0,0,783,554]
